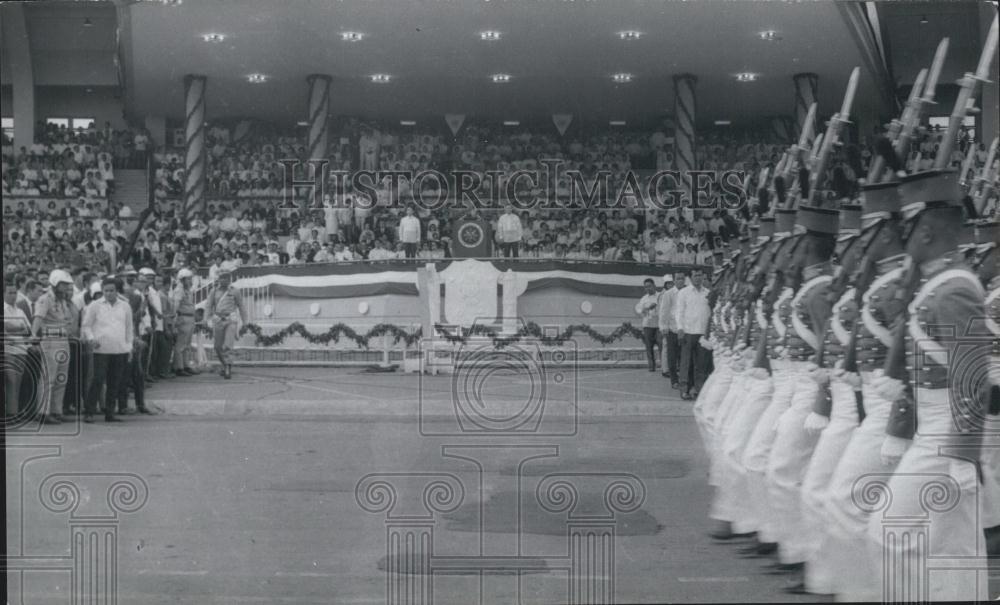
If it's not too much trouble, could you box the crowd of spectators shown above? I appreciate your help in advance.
[4,118,996,284]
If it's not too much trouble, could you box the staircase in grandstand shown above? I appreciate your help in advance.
[112,169,149,218]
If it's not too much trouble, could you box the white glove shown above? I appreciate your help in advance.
[803,412,830,435]
[809,367,830,384]
[746,366,770,381]
[700,336,714,350]
[873,376,906,402]
[880,435,911,467]
[841,371,863,391]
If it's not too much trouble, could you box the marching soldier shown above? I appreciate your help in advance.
[205,268,248,379]
[971,218,1000,557]
[867,169,989,602]
[818,177,910,601]
[764,201,839,577]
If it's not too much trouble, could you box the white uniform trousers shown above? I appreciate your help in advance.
[866,387,988,603]
[821,372,896,601]
[709,370,749,526]
[765,361,820,563]
[801,377,862,594]
[741,360,796,544]
[716,371,774,534]
[981,413,1000,529]
[694,350,734,482]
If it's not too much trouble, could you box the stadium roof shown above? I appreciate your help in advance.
[1,0,989,126]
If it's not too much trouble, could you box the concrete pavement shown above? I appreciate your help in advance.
[6,367,999,603]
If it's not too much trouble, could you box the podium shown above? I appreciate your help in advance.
[450,216,493,258]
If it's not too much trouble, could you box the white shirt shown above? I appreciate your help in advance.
[634,292,659,328]
[146,286,164,331]
[81,297,134,355]
[674,284,710,334]
[398,215,421,243]
[497,213,523,243]
[658,287,679,332]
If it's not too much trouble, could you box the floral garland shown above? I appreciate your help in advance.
[192,320,644,349]
[432,321,645,348]
[195,322,424,348]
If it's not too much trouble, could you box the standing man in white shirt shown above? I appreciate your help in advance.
[658,274,682,388]
[634,278,661,372]
[398,205,421,259]
[497,204,523,258]
[3,279,33,418]
[81,277,133,423]
[674,269,710,400]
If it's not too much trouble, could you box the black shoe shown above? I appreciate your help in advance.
[156,373,172,380]
[138,407,156,415]
[49,413,65,423]
[762,561,803,575]
[63,406,78,415]
[985,525,1000,558]
[105,416,124,423]
[83,415,95,424]
[121,408,136,415]
[680,391,693,401]
[182,368,198,376]
[224,365,232,379]
[670,382,679,389]
[38,414,62,425]
[737,541,778,558]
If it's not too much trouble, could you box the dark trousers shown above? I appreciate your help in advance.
[117,341,146,412]
[156,330,174,375]
[403,242,417,258]
[679,333,707,394]
[87,353,128,418]
[501,242,519,258]
[663,330,680,382]
[62,339,84,414]
[18,346,42,418]
[642,327,660,371]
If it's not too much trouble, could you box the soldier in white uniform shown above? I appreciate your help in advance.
[867,169,989,602]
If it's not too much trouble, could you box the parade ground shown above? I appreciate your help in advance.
[7,366,1000,604]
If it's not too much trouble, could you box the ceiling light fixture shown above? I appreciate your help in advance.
[341,31,365,42]
[618,30,642,40]
[612,73,634,83]
[202,33,226,43]
[491,73,511,83]
[758,30,780,41]
[503,120,520,126]
[735,72,759,82]
[920,15,929,24]
[247,73,268,84]
[296,121,309,126]
[370,74,392,83]
[714,120,732,126]
[400,120,417,126]
[480,30,501,41]
[83,17,94,27]
[609,120,627,126]
[158,0,183,6]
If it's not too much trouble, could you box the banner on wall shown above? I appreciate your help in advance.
[445,114,465,136]
[552,114,573,136]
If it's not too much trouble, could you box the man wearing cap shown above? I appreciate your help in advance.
[171,268,198,376]
[764,202,839,579]
[154,272,175,380]
[635,278,660,372]
[118,271,153,415]
[31,270,80,424]
[866,169,988,602]
[206,268,248,379]
[138,268,164,382]
[658,274,682,386]
[823,182,950,600]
